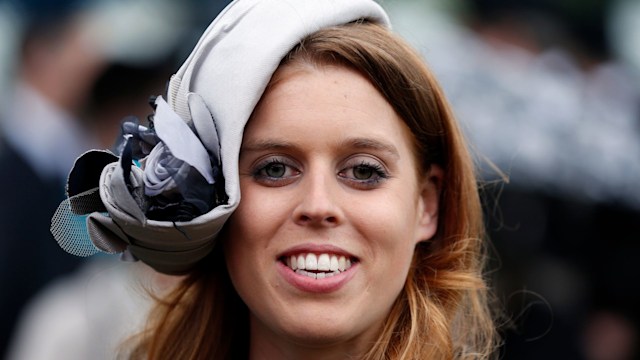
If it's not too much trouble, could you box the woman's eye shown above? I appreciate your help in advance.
[252,158,300,185]
[264,163,286,178]
[339,160,388,187]
[352,165,375,180]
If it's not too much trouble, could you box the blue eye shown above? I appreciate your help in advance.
[352,164,376,180]
[263,162,286,178]
[339,160,389,188]
[252,158,300,186]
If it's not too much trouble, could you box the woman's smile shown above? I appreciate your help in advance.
[276,243,359,293]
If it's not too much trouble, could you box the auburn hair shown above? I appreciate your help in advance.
[127,21,498,360]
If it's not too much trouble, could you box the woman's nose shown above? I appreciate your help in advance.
[292,171,343,227]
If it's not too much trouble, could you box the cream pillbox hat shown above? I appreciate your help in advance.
[51,0,390,274]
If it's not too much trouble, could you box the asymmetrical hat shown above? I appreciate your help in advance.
[51,0,390,274]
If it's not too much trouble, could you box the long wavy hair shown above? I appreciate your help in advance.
[127,21,498,360]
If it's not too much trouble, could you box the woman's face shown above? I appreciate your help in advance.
[224,64,440,352]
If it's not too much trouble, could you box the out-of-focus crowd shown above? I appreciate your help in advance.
[1,0,638,359]
[0,0,227,358]
[386,1,640,359]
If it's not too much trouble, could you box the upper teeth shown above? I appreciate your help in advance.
[287,253,352,277]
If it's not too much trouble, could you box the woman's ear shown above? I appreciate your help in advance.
[415,164,443,244]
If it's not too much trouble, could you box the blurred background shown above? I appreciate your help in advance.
[0,0,228,358]
[384,1,640,359]
[0,0,638,359]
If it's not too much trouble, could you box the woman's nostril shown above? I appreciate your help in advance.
[325,216,337,224]
[295,212,340,226]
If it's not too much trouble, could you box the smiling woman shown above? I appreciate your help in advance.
[227,63,439,353]
[136,23,495,360]
[50,0,498,359]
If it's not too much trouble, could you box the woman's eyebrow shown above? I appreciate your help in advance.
[240,139,296,153]
[341,137,400,159]
[241,137,400,159]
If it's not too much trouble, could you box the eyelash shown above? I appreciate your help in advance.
[251,157,390,188]
[338,160,389,188]
[251,157,300,186]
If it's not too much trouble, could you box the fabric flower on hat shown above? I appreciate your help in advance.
[51,96,227,274]
[123,96,226,222]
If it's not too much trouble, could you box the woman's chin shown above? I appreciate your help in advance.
[267,312,382,350]
[284,326,350,346]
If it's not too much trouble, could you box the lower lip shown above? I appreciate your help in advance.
[276,261,357,293]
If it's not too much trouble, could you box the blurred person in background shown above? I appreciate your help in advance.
[386,0,640,359]
[459,2,640,359]
[0,0,229,358]
[0,1,104,355]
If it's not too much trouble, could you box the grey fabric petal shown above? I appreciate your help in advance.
[86,212,129,254]
[127,241,215,275]
[68,187,105,216]
[143,142,187,196]
[188,92,221,165]
[100,161,146,224]
[153,97,214,184]
[66,150,117,215]
[66,150,118,198]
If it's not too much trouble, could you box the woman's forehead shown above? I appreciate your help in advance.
[250,66,393,127]
[242,65,417,160]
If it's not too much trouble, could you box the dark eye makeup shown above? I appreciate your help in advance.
[338,159,389,189]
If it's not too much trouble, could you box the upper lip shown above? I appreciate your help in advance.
[278,243,358,260]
